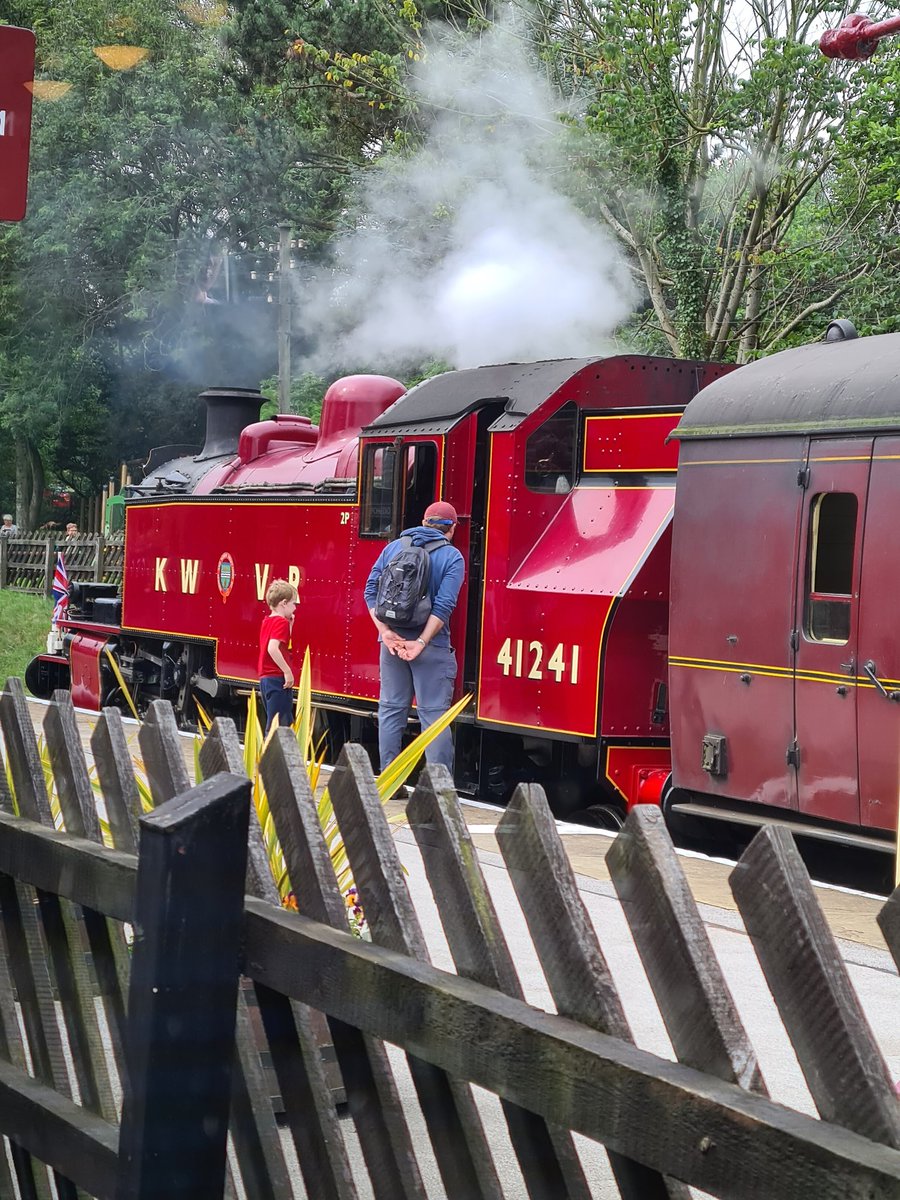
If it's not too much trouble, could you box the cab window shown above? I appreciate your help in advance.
[360,443,395,537]
[804,492,857,644]
[360,440,438,537]
[525,402,577,494]
[400,442,437,528]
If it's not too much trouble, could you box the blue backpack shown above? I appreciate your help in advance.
[374,537,441,629]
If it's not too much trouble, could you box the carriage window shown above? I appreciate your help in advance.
[805,492,858,644]
[525,402,577,494]
[360,443,396,537]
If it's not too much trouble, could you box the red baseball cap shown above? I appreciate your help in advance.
[423,501,458,525]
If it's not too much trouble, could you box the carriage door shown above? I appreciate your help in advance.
[793,441,870,826]
[856,439,900,833]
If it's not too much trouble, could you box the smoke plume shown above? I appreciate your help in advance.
[298,18,636,372]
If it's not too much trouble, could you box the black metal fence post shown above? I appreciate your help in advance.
[116,773,251,1200]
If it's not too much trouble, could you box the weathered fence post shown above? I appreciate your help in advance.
[0,536,7,589]
[116,772,251,1200]
[41,539,53,599]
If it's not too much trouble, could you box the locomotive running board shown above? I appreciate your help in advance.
[669,801,895,855]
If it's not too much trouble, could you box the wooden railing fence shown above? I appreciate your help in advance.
[0,534,124,593]
[0,676,898,1198]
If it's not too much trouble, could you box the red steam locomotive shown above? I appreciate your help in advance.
[25,323,900,850]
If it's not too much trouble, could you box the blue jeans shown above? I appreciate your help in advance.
[378,641,457,773]
[261,676,293,734]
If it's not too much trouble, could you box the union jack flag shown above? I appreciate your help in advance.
[52,552,69,624]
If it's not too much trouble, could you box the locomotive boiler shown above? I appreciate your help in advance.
[26,352,730,820]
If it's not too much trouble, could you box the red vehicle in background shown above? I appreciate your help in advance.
[27,354,730,820]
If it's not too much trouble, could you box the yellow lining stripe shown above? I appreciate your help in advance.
[670,657,899,689]
[585,412,683,421]
[682,457,800,466]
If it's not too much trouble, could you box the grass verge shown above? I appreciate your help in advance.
[0,591,53,689]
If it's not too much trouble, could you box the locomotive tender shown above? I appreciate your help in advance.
[25,326,900,848]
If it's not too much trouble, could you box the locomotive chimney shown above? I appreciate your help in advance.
[197,387,265,460]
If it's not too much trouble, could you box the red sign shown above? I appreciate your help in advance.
[0,27,36,222]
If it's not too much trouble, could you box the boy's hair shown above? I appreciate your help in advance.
[266,578,298,609]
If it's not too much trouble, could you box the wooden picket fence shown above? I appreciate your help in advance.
[0,676,898,1198]
[0,534,124,593]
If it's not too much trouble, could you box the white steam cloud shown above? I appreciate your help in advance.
[299,17,636,371]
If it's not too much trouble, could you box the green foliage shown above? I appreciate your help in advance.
[4,0,894,501]
[0,0,418,522]
[534,0,878,360]
[259,372,329,422]
[197,647,471,923]
[405,359,453,386]
[0,592,53,689]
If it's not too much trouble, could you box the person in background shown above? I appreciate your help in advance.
[364,500,465,773]
[65,522,78,538]
[0,514,17,537]
[257,578,298,735]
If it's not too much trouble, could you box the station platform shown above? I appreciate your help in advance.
[438,800,893,951]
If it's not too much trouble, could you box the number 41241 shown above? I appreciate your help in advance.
[496,638,580,684]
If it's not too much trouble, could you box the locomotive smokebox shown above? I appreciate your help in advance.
[197,387,265,460]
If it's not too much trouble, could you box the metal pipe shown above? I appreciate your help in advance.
[820,13,900,59]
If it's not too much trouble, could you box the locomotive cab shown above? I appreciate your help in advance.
[668,326,900,851]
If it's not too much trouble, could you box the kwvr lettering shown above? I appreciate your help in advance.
[154,557,168,592]
[180,558,200,594]
[255,563,270,601]
[256,562,303,600]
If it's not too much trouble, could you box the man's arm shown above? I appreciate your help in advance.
[368,607,403,654]
[430,550,465,625]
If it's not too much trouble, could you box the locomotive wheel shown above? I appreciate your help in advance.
[573,802,626,831]
[660,778,690,837]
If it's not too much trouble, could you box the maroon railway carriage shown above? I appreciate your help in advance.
[667,325,900,850]
[28,353,729,817]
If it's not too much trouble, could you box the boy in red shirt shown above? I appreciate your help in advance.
[257,579,298,734]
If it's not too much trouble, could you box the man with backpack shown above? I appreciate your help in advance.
[364,500,465,773]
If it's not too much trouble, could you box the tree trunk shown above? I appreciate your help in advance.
[659,168,708,359]
[14,436,44,531]
[27,439,44,530]
[14,436,29,531]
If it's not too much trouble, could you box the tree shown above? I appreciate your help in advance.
[0,0,414,526]
[530,0,895,360]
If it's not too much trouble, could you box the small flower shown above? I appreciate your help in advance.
[344,887,367,936]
